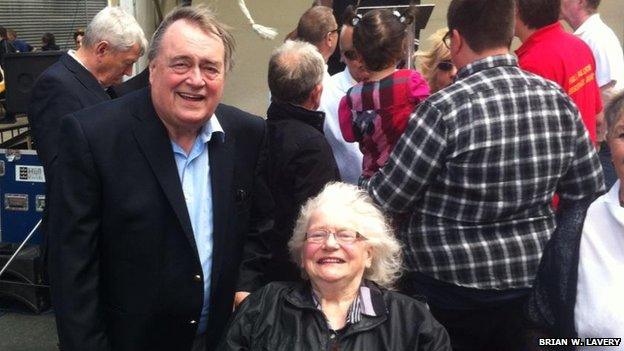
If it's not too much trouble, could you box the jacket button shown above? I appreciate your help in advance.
[190,320,197,325]
[193,275,201,282]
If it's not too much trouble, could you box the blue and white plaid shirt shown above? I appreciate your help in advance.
[364,55,604,290]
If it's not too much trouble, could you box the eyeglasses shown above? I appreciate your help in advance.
[437,60,454,72]
[342,49,357,61]
[328,28,339,36]
[442,30,451,50]
[305,230,366,244]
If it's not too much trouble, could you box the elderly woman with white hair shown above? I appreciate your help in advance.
[219,182,450,350]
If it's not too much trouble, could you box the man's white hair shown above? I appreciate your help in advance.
[83,6,148,54]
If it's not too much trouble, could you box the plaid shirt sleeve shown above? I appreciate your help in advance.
[557,103,605,201]
[364,100,447,213]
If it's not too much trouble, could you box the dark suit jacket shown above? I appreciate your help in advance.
[48,88,273,351]
[28,53,110,174]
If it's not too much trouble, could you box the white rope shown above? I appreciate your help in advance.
[237,0,278,40]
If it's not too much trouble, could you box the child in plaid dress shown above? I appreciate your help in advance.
[338,8,430,179]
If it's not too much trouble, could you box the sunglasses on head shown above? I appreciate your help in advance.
[437,60,454,72]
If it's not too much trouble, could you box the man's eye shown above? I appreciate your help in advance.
[172,63,189,71]
[203,66,220,74]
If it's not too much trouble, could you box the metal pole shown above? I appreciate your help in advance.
[0,219,42,279]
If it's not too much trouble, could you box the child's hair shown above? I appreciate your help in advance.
[352,7,416,71]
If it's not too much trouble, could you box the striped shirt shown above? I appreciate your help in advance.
[364,55,604,290]
[311,283,380,327]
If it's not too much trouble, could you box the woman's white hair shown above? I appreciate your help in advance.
[288,182,403,289]
[83,6,148,55]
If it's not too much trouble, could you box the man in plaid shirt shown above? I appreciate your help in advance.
[363,0,604,349]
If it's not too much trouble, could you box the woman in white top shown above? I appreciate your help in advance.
[574,90,624,349]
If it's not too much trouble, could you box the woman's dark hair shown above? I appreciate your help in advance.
[42,32,56,45]
[341,5,357,26]
[353,7,416,71]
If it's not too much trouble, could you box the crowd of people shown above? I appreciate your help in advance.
[0,26,87,123]
[12,0,624,350]
[0,27,84,56]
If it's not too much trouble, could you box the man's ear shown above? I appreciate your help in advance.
[451,29,463,55]
[310,83,323,109]
[325,30,336,50]
[148,62,156,86]
[95,41,110,59]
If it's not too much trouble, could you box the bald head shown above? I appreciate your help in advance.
[268,40,325,106]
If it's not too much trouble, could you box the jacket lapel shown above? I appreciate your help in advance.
[208,112,234,290]
[131,89,198,254]
[61,54,110,102]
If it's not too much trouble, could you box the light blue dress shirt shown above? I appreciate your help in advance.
[171,115,224,335]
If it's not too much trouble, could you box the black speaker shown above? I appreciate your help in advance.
[0,244,50,313]
[3,51,62,114]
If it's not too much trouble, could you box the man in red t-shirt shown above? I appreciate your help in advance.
[515,0,602,144]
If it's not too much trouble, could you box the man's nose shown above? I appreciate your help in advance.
[186,66,205,86]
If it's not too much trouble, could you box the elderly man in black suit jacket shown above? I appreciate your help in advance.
[28,6,147,175]
[48,6,274,351]
[27,9,146,326]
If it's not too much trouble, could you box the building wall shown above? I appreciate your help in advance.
[192,0,624,117]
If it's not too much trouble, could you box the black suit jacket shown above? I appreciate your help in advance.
[28,53,110,174]
[48,88,273,351]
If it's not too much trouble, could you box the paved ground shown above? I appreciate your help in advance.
[0,298,58,351]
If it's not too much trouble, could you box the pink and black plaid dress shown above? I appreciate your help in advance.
[339,69,430,178]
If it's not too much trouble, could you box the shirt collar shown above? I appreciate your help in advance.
[200,113,225,144]
[310,280,383,326]
[456,54,518,81]
[67,49,87,69]
[574,13,601,36]
[267,101,326,133]
[515,22,565,58]
[67,50,113,90]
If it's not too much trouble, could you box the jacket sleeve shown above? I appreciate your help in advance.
[338,95,357,142]
[236,120,274,292]
[28,73,84,171]
[48,114,110,351]
[524,197,594,341]
[219,285,271,350]
[417,307,452,351]
[408,70,431,104]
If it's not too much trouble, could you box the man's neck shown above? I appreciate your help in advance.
[516,24,536,43]
[75,48,105,87]
[456,47,510,71]
[569,11,593,31]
